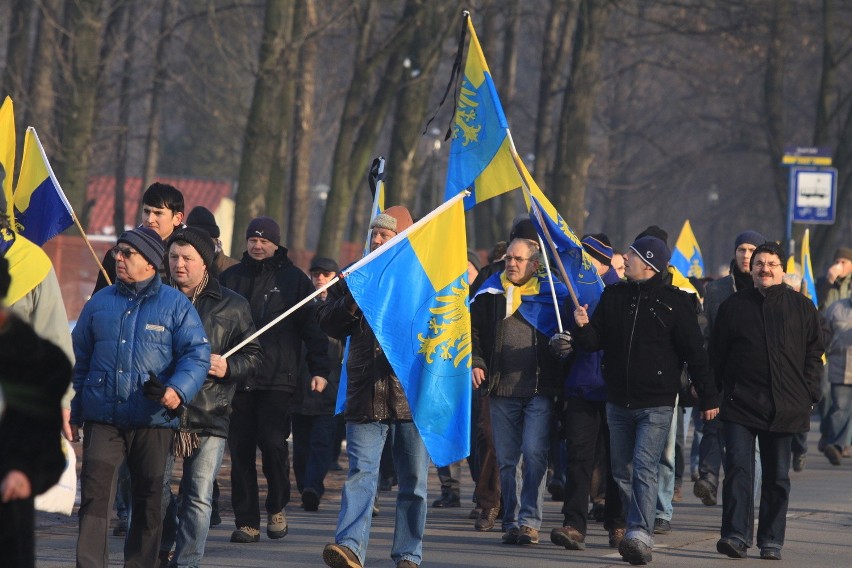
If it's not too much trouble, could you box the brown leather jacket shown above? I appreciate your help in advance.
[316,278,412,422]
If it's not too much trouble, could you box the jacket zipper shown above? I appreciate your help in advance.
[625,285,641,407]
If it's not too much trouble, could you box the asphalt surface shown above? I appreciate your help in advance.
[34,420,852,567]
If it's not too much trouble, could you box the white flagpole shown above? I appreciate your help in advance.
[537,234,563,333]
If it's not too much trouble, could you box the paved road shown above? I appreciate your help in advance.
[35,422,852,567]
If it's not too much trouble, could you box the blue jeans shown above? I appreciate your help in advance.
[656,397,679,522]
[825,384,852,448]
[721,422,791,551]
[336,421,428,567]
[489,395,553,531]
[607,403,673,547]
[292,413,336,497]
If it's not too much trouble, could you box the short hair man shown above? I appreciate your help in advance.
[319,206,430,568]
[573,235,719,565]
[694,230,766,505]
[158,227,262,566]
[71,227,210,567]
[712,242,823,560]
[93,182,185,294]
[219,216,329,543]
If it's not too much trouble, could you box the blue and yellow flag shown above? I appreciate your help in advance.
[14,127,73,245]
[0,96,15,223]
[344,194,472,466]
[444,17,522,209]
[473,270,568,337]
[518,161,604,314]
[670,220,705,279]
[801,228,818,308]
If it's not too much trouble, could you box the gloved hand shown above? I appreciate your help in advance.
[143,371,166,401]
[549,331,574,359]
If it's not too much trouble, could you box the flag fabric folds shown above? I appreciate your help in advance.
[444,17,522,209]
[473,271,568,337]
[0,96,15,222]
[344,194,472,466]
[670,220,705,279]
[801,228,818,308]
[14,127,74,245]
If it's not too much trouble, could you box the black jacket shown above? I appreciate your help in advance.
[292,297,343,416]
[178,279,263,438]
[574,272,718,411]
[219,248,329,392]
[470,287,563,398]
[712,284,824,433]
[316,278,412,422]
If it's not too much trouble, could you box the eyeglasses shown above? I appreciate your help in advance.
[111,246,138,259]
[753,261,782,269]
[505,255,532,264]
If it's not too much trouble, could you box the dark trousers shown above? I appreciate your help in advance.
[292,413,336,497]
[474,394,501,509]
[698,415,724,490]
[228,390,292,528]
[436,461,462,500]
[560,397,624,534]
[76,423,172,568]
[721,422,792,550]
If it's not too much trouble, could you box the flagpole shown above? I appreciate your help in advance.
[537,234,564,333]
[30,128,112,285]
[221,276,340,360]
[504,130,580,308]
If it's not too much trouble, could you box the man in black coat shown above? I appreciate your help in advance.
[712,242,824,561]
[159,227,263,565]
[219,217,329,543]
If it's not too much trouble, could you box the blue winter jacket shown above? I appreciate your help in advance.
[71,277,211,429]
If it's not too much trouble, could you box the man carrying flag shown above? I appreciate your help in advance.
[318,205,428,568]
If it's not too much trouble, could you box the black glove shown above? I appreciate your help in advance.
[143,371,166,401]
[549,331,574,359]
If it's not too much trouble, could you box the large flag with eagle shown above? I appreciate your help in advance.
[343,193,472,466]
[670,220,705,279]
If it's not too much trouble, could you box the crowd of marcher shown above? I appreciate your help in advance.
[1,178,851,568]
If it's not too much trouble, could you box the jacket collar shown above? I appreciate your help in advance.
[116,274,161,298]
[196,275,223,301]
[240,246,292,274]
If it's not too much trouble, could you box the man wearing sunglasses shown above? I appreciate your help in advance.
[712,242,824,561]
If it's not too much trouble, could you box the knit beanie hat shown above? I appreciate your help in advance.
[310,256,339,274]
[186,206,220,239]
[629,236,670,273]
[834,247,852,262]
[509,215,539,242]
[117,227,165,267]
[246,216,281,245]
[635,225,669,245]
[168,227,215,268]
[370,206,413,234]
[734,230,767,250]
[581,233,614,266]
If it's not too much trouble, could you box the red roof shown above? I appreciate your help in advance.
[86,176,234,235]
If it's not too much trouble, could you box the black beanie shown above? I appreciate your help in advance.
[186,206,220,239]
[509,219,539,243]
[635,225,669,245]
[246,216,281,245]
[168,227,215,268]
[581,234,614,266]
[629,236,671,273]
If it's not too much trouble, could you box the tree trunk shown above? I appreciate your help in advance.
[495,0,520,239]
[2,0,35,173]
[762,0,789,241]
[550,0,614,234]
[286,0,317,251]
[232,0,290,246]
[25,0,64,155]
[141,0,175,194]
[112,1,135,236]
[56,0,106,228]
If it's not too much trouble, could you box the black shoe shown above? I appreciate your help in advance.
[230,526,261,543]
[693,479,717,506]
[716,537,747,558]
[302,488,320,512]
[653,518,671,535]
[824,444,842,466]
[590,502,605,522]
[760,547,782,560]
[501,527,520,544]
[431,495,461,508]
[547,480,565,502]
[618,537,652,565]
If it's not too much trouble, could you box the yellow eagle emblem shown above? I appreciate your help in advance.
[417,279,472,368]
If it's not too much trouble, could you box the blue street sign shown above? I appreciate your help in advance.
[791,166,837,224]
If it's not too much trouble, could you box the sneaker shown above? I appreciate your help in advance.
[716,537,747,558]
[112,516,128,537]
[672,485,683,502]
[619,537,652,565]
[501,527,520,544]
[517,525,539,545]
[693,479,717,506]
[654,518,671,535]
[323,543,362,568]
[792,453,806,472]
[468,507,482,520]
[608,527,626,548]
[230,526,260,543]
[824,444,842,466]
[475,507,499,531]
[267,511,288,539]
[760,547,782,560]
[550,525,585,550]
[302,488,320,511]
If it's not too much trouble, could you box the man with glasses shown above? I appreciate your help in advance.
[71,227,210,568]
[712,242,823,561]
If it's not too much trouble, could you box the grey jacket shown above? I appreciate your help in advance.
[824,298,852,385]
